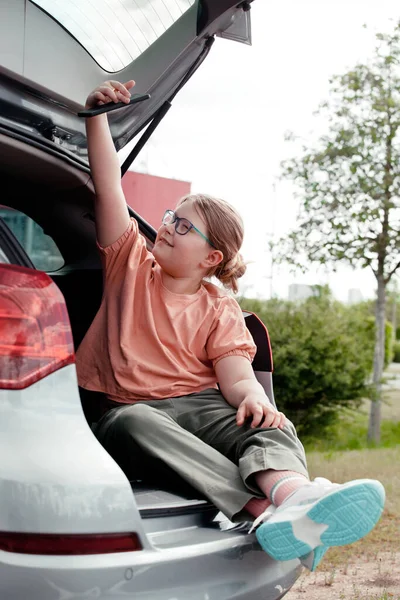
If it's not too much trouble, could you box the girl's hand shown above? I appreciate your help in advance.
[85,80,135,109]
[236,395,287,429]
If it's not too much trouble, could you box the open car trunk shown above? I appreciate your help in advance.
[0,0,273,531]
[1,0,253,171]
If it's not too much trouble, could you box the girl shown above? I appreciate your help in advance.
[76,80,385,572]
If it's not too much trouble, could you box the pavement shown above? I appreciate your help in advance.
[383,362,400,390]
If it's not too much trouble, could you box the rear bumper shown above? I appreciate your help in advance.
[0,529,302,600]
[0,368,302,598]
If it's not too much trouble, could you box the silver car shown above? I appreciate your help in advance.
[0,1,302,598]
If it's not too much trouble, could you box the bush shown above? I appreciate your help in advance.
[393,341,400,363]
[362,315,393,369]
[240,290,374,438]
[384,320,393,367]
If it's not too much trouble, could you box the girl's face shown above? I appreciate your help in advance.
[153,200,221,279]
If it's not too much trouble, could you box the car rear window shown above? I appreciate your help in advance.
[31,0,197,72]
[0,208,64,272]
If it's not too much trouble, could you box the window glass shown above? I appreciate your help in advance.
[31,0,197,72]
[0,207,64,271]
[0,246,10,264]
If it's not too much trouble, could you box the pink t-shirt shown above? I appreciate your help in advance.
[76,218,256,403]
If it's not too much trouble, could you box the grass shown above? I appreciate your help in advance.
[307,445,400,570]
[286,367,400,598]
[341,592,400,600]
[303,386,400,453]
[303,413,400,453]
[302,365,400,571]
[305,436,399,570]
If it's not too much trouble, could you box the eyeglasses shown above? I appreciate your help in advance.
[162,209,216,248]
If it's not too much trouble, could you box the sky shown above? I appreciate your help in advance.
[125,0,400,302]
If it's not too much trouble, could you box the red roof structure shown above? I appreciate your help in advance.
[122,171,191,229]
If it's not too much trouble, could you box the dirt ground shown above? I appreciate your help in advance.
[283,363,400,600]
[286,551,400,600]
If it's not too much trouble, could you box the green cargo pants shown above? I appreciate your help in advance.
[95,388,308,521]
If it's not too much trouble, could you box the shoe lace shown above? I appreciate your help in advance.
[248,505,277,534]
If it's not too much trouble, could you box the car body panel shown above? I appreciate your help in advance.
[0,365,148,541]
[0,527,301,600]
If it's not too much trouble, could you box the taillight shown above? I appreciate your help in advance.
[0,264,75,389]
[0,532,142,555]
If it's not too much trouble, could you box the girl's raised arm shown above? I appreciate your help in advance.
[85,80,135,247]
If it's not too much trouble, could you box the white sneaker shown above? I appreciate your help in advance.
[249,479,336,535]
[255,478,385,568]
[299,544,329,571]
[248,504,277,534]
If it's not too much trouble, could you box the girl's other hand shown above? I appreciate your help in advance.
[85,80,135,109]
[236,395,287,430]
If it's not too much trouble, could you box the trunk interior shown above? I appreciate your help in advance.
[0,137,221,527]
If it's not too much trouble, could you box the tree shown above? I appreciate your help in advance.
[277,22,400,442]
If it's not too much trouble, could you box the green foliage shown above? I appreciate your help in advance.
[240,291,374,437]
[363,316,393,368]
[276,21,400,441]
[347,301,393,365]
[303,409,400,452]
[393,340,400,362]
[384,320,393,367]
[277,21,400,282]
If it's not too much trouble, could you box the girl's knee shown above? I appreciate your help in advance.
[114,403,159,433]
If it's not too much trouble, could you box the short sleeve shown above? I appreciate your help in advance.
[206,297,257,367]
[96,218,151,283]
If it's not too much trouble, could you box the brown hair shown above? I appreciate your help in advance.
[177,193,246,294]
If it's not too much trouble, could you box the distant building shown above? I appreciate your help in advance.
[288,283,316,302]
[348,288,363,305]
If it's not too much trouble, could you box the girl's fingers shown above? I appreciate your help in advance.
[238,402,288,430]
[261,407,280,429]
[275,412,286,429]
[116,90,131,104]
[98,85,119,103]
[86,80,135,108]
[236,405,246,426]
[251,406,264,428]
[93,91,108,104]
[123,79,136,91]
[108,80,135,104]
[109,79,135,96]
[271,414,282,429]
[263,415,276,428]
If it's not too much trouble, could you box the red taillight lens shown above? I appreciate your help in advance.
[0,264,75,389]
[0,532,142,555]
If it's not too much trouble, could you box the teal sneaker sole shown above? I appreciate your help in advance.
[256,480,385,562]
[300,544,329,571]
